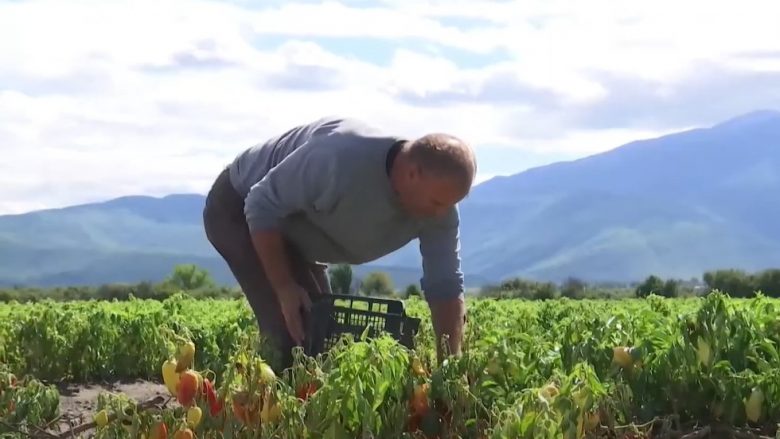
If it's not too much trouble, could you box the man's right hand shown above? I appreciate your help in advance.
[250,229,313,345]
[277,283,313,346]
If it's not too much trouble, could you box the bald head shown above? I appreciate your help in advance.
[404,133,477,192]
[389,132,476,219]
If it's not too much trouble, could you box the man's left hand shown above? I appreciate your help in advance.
[426,295,466,362]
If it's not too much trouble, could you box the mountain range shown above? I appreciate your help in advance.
[2,110,779,289]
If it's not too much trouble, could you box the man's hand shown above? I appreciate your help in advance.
[427,295,466,362]
[277,283,313,345]
[250,229,312,345]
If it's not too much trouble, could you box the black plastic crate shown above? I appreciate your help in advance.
[303,294,421,356]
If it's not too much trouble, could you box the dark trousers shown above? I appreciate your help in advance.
[202,167,331,370]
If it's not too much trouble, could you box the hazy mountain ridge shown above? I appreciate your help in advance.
[2,110,779,287]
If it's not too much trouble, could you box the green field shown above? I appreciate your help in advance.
[1,292,779,438]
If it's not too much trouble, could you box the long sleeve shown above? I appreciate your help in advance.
[243,139,340,233]
[418,206,465,300]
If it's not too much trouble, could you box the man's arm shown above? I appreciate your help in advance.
[243,139,341,343]
[418,206,466,362]
[250,230,296,294]
[427,294,466,360]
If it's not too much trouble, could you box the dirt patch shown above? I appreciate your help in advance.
[55,380,169,426]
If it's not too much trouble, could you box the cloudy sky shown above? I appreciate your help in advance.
[1,0,779,214]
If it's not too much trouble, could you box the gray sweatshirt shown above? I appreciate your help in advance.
[227,116,464,300]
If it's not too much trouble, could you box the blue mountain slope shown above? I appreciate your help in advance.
[1,110,778,286]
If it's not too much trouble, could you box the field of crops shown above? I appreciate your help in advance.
[1,291,779,438]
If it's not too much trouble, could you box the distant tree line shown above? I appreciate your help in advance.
[481,268,780,301]
[479,276,637,300]
[0,264,244,303]
[635,268,780,298]
[0,263,423,303]
[327,264,422,299]
[2,263,778,303]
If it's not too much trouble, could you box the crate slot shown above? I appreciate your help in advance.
[303,294,421,356]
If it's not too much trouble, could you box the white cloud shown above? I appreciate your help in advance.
[249,1,505,54]
[0,0,778,214]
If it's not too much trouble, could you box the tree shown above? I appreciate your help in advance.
[703,269,755,297]
[561,277,586,299]
[635,275,664,298]
[360,271,394,297]
[660,279,679,298]
[754,269,780,298]
[533,283,557,300]
[404,284,422,299]
[480,277,560,300]
[328,264,353,294]
[97,283,132,300]
[164,264,215,291]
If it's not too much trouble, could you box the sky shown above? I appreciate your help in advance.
[1,0,779,214]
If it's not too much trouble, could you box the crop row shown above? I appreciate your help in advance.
[1,292,780,437]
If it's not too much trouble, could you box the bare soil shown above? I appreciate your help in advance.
[23,381,780,439]
[54,379,168,428]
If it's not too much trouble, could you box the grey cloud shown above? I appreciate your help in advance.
[0,177,56,201]
[155,100,233,120]
[172,51,238,69]
[436,15,502,30]
[24,111,236,154]
[497,110,572,140]
[394,68,563,109]
[261,63,345,91]
[136,39,240,73]
[732,50,780,61]
[43,115,168,147]
[400,58,780,139]
[137,53,238,73]
[569,62,780,130]
[0,69,112,96]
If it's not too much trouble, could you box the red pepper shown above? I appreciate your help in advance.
[201,378,223,416]
[296,382,318,401]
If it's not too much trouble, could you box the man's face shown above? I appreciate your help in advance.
[401,167,469,219]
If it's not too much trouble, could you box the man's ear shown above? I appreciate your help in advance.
[407,163,418,180]
[410,163,424,180]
